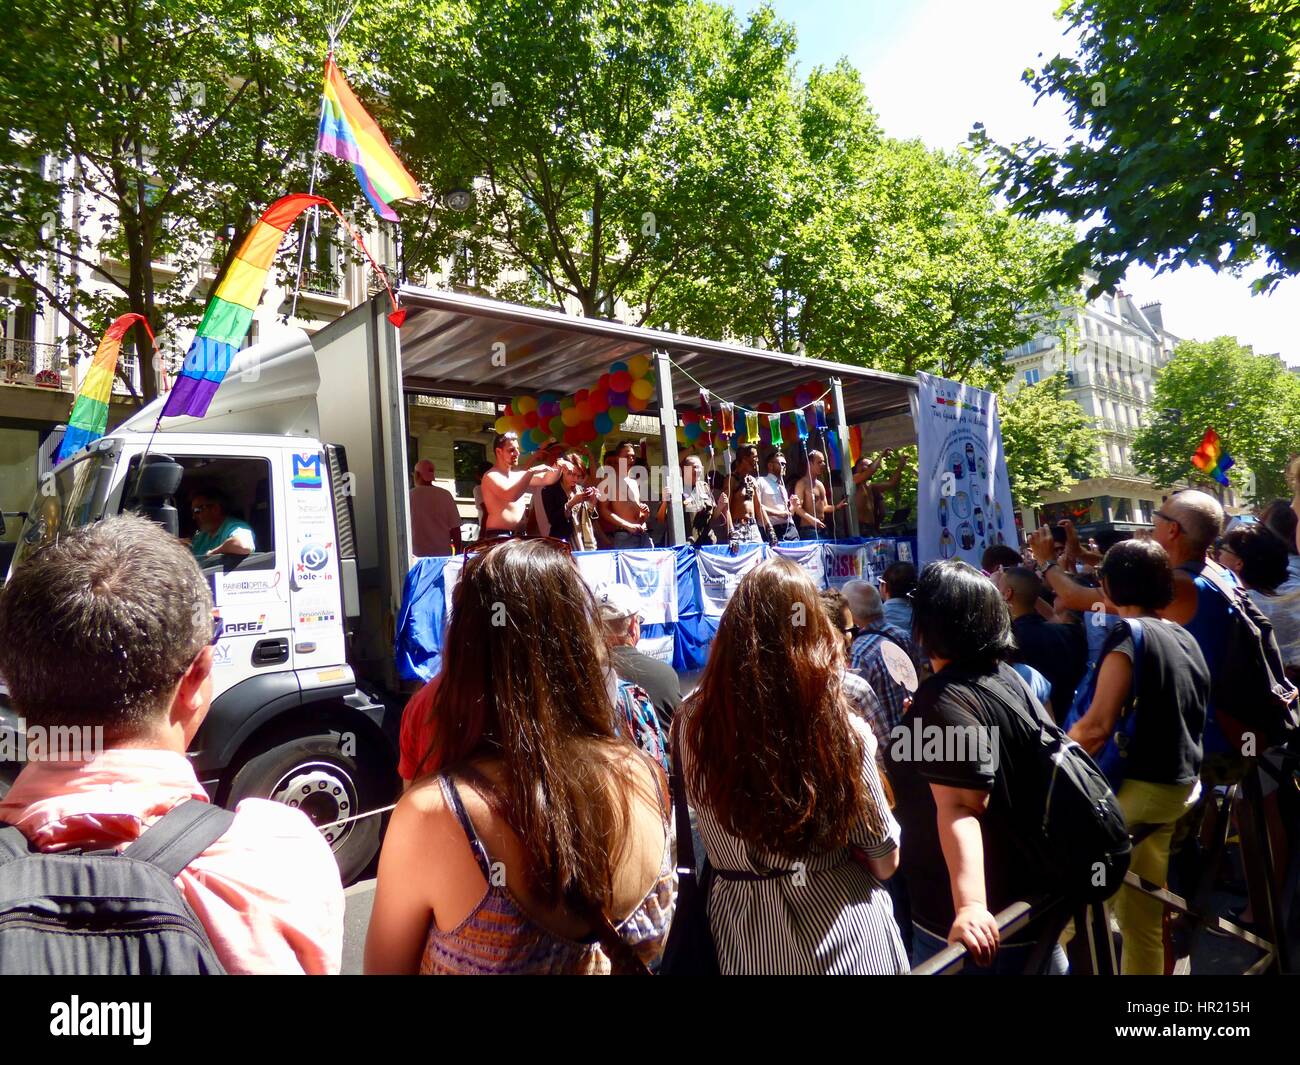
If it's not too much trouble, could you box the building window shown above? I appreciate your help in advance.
[1024,367,1040,386]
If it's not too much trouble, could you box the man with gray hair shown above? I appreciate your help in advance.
[593,582,680,734]
[1029,488,1240,758]
[843,578,921,744]
[0,514,344,973]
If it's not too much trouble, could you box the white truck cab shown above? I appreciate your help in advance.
[2,317,411,883]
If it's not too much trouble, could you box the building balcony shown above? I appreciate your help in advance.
[0,338,68,390]
[301,267,345,299]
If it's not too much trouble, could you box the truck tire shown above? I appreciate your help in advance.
[225,733,386,885]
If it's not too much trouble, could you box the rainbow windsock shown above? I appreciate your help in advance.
[56,313,154,462]
[317,56,421,222]
[162,192,407,421]
[1191,427,1234,487]
[163,194,325,419]
[849,425,863,467]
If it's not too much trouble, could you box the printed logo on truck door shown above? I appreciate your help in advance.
[223,614,267,635]
[294,539,336,583]
[292,453,323,490]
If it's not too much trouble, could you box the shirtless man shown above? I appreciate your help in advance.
[480,432,562,540]
[793,450,846,540]
[598,441,653,548]
[852,449,904,532]
[720,444,775,547]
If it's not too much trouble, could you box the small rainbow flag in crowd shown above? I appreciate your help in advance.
[1191,427,1234,487]
[317,56,421,221]
[56,313,154,462]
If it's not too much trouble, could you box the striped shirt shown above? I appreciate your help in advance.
[681,705,908,975]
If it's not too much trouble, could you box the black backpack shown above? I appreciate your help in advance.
[970,673,1131,903]
[0,799,235,974]
[1186,563,1299,750]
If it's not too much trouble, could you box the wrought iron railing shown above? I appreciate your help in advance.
[0,337,66,387]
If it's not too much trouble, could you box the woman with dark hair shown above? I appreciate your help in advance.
[1219,522,1300,675]
[1067,539,1207,974]
[1260,499,1300,573]
[540,451,599,550]
[365,539,675,974]
[681,556,906,974]
[887,559,1065,973]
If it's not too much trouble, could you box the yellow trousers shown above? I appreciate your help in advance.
[1115,777,1201,976]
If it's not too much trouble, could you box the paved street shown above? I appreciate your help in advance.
[343,879,377,975]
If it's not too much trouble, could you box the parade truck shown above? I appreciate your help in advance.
[0,288,920,881]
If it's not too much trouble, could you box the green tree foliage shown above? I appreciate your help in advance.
[998,372,1102,508]
[396,1,1073,383]
[394,0,801,321]
[654,58,1077,384]
[0,0,408,399]
[1132,336,1300,501]
[972,0,1300,298]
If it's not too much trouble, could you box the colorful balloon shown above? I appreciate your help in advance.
[594,412,613,435]
[609,405,629,425]
[627,354,651,378]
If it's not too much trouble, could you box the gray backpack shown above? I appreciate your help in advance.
[0,799,234,974]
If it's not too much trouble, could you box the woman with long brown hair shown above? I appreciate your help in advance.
[365,539,675,974]
[681,556,906,974]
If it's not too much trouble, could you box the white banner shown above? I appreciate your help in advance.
[618,549,678,625]
[862,539,898,584]
[770,541,827,590]
[442,556,464,624]
[823,543,868,589]
[696,545,764,617]
[914,372,1019,566]
[637,632,676,665]
[574,550,620,593]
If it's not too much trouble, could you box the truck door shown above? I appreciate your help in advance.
[281,449,348,676]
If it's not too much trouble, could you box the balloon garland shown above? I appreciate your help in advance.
[494,353,656,455]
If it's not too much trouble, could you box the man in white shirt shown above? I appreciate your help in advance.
[409,459,463,557]
[757,450,797,541]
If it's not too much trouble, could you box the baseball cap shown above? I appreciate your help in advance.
[593,582,644,622]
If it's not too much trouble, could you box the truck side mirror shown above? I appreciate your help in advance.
[135,459,184,499]
[127,456,184,538]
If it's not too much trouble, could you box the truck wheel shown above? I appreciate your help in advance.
[225,734,386,885]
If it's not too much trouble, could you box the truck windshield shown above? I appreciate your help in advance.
[11,452,114,569]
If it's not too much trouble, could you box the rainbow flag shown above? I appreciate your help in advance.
[317,56,421,222]
[57,313,154,462]
[1191,427,1234,486]
[162,192,407,421]
[163,193,326,419]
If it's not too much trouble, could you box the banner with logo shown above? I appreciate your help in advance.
[637,632,676,665]
[862,539,898,584]
[913,371,1019,566]
[618,549,678,625]
[823,543,868,589]
[771,540,827,590]
[574,550,620,593]
[695,544,764,617]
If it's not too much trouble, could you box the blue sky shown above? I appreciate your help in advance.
[729,0,1299,364]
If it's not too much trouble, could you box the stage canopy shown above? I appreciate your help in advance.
[394,286,918,430]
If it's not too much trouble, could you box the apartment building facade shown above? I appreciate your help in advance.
[1004,282,1240,533]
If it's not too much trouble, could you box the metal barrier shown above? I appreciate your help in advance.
[912,754,1296,975]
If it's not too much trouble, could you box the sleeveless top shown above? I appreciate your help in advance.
[420,771,677,975]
